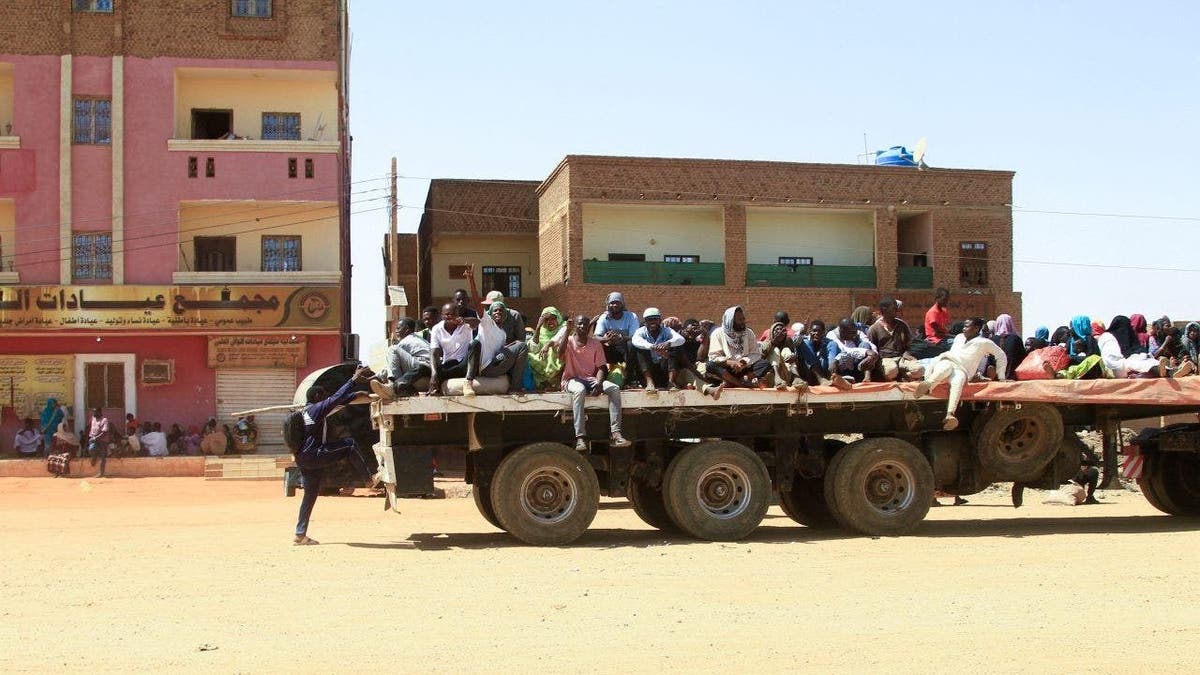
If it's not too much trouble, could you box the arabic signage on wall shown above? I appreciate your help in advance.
[0,355,74,418]
[207,335,308,368]
[0,286,340,331]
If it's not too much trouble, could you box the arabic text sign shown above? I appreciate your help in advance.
[208,335,309,368]
[0,355,74,419]
[0,285,340,331]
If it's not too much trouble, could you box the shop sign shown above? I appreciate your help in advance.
[207,335,308,368]
[0,285,339,331]
[0,355,74,418]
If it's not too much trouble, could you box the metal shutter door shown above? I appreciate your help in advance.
[215,368,297,454]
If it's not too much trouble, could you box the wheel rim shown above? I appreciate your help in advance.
[862,460,916,515]
[695,463,750,519]
[998,418,1044,461]
[519,467,577,524]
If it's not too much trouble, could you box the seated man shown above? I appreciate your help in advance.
[705,306,772,389]
[14,418,40,458]
[427,303,474,396]
[460,300,530,396]
[594,292,642,387]
[914,317,1008,430]
[788,320,848,390]
[417,305,440,343]
[1012,450,1101,508]
[672,318,721,397]
[758,311,794,342]
[868,297,923,381]
[372,317,432,399]
[828,318,880,383]
[631,307,685,392]
[558,314,631,452]
[141,423,169,457]
[761,322,797,390]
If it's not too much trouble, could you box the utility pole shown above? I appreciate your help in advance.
[388,157,399,335]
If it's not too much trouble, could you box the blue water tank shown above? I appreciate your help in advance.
[875,146,916,166]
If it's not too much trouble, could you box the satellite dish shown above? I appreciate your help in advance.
[913,137,928,170]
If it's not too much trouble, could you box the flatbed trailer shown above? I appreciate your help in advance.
[369,378,1200,545]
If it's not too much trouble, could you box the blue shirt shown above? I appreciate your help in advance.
[631,325,684,363]
[300,377,360,455]
[595,310,640,338]
[796,337,833,372]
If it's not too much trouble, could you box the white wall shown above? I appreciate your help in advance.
[745,207,875,266]
[174,68,338,140]
[430,235,540,299]
[582,204,725,263]
[177,201,339,272]
[897,211,933,266]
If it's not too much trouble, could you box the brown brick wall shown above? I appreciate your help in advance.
[424,179,540,235]
[1,0,341,61]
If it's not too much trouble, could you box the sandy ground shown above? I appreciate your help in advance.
[1,477,1198,674]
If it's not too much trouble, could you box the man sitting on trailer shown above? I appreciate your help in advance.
[788,319,849,390]
[594,292,642,387]
[372,317,432,399]
[559,314,632,452]
[631,307,685,392]
[869,297,923,382]
[417,305,440,343]
[828,318,881,383]
[462,300,530,396]
[704,306,772,388]
[914,317,1009,430]
[428,303,474,396]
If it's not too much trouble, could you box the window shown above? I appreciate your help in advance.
[482,266,521,298]
[959,241,988,287]
[85,363,124,411]
[191,109,232,140]
[141,360,174,385]
[287,158,298,178]
[262,112,301,140]
[74,0,113,12]
[607,253,646,262]
[663,255,699,263]
[194,236,236,272]
[187,156,198,178]
[231,0,271,17]
[779,256,814,267]
[262,235,301,272]
[72,233,112,280]
[72,98,111,144]
[304,158,314,179]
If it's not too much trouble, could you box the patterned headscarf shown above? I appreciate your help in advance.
[722,306,746,358]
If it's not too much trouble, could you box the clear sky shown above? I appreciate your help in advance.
[347,0,1200,348]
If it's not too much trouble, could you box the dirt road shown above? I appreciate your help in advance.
[1,477,1197,673]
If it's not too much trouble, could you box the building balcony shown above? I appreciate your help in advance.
[897,266,933,289]
[0,136,18,150]
[172,271,341,285]
[583,260,725,286]
[166,139,338,154]
[746,264,877,288]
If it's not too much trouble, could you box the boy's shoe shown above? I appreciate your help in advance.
[369,379,396,400]
[610,433,631,448]
[461,379,476,397]
[574,437,588,453]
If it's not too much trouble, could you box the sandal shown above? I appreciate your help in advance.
[293,535,320,546]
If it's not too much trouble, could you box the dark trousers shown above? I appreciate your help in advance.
[294,438,368,536]
[634,347,683,387]
[705,358,772,384]
[470,340,529,389]
[603,340,642,385]
[87,439,108,476]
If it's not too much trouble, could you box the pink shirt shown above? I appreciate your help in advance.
[561,335,606,387]
[89,417,110,441]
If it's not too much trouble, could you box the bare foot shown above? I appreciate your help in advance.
[831,374,853,391]
[913,381,931,398]
[705,383,725,401]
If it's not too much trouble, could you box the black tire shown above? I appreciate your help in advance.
[827,437,934,536]
[628,478,679,532]
[1137,453,1176,515]
[472,478,503,530]
[1151,452,1200,516]
[489,442,599,545]
[779,439,845,529]
[975,404,1064,481]
[663,440,770,541]
[822,443,856,530]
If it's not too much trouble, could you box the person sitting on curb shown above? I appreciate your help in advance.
[913,317,1008,430]
[558,314,631,453]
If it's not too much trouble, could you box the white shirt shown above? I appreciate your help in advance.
[940,335,1008,379]
[14,429,40,454]
[141,431,169,457]
[430,321,473,363]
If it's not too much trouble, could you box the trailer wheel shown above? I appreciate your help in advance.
[1141,452,1200,516]
[827,437,934,536]
[628,478,678,532]
[663,440,770,541]
[779,440,845,529]
[975,404,1064,481]
[471,478,504,531]
[489,442,599,546]
[1137,453,1178,515]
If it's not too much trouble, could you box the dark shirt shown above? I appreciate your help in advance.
[680,337,702,363]
[867,318,912,358]
[990,334,1027,380]
[795,337,832,373]
[300,378,359,455]
[496,309,525,344]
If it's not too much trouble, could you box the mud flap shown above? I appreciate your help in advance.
[373,440,402,514]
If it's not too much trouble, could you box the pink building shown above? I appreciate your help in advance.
[0,1,352,452]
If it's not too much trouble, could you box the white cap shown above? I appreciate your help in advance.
[484,290,504,304]
[642,307,662,319]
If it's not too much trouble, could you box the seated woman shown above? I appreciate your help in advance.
[1181,323,1200,376]
[527,307,567,390]
[1059,315,1105,379]
[1149,320,1195,377]
[1025,326,1050,352]
[990,313,1026,380]
[1098,315,1160,378]
[1049,325,1072,348]
[1129,314,1150,353]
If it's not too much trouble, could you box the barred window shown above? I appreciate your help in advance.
[74,0,113,12]
[261,112,301,140]
[73,98,111,145]
[262,235,301,272]
[482,266,521,298]
[663,254,699,263]
[778,256,813,267]
[73,233,113,280]
[231,0,271,17]
[959,241,988,287]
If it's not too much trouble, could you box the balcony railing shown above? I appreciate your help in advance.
[583,260,724,286]
[897,266,934,289]
[746,264,877,288]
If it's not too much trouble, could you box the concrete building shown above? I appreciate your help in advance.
[0,1,350,451]
[407,155,1019,333]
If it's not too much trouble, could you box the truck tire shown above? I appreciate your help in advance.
[1141,452,1200,516]
[663,440,770,541]
[975,404,1064,481]
[472,478,504,530]
[628,478,679,532]
[779,440,845,529]
[827,437,934,536]
[1137,453,1178,515]
[489,442,599,546]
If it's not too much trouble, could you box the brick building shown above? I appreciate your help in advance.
[0,0,351,452]
[409,155,1019,334]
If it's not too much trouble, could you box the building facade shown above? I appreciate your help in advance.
[410,155,1019,335]
[0,0,350,451]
